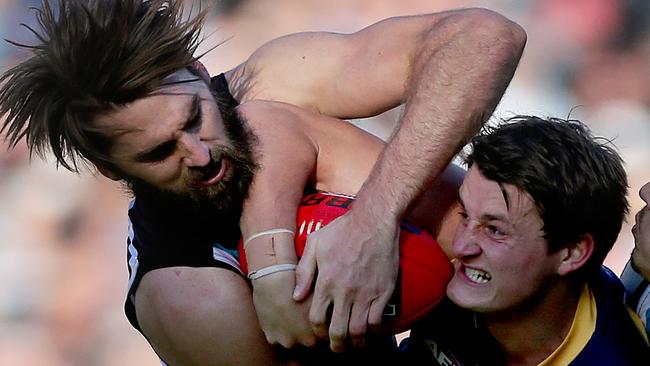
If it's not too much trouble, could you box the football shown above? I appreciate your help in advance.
[239,191,453,333]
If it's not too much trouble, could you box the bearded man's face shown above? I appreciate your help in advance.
[94,68,257,216]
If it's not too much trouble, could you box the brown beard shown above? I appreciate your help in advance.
[180,131,258,211]
[125,99,258,240]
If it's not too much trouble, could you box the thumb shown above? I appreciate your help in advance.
[293,240,317,300]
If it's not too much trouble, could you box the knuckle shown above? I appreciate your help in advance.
[310,313,327,332]
[310,315,325,328]
[265,334,278,345]
[367,315,383,327]
[348,323,366,338]
[329,328,346,342]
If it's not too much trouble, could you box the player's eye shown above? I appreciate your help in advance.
[486,225,506,238]
[136,141,177,163]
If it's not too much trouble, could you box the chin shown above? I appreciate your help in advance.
[447,280,492,312]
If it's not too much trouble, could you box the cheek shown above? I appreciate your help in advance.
[502,251,555,290]
[491,246,543,281]
[135,163,184,187]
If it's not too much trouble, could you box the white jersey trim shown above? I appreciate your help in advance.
[127,199,139,290]
[212,245,243,275]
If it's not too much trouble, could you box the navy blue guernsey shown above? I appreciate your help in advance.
[400,267,649,365]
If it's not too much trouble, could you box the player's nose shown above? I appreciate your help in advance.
[179,132,211,167]
[451,223,482,258]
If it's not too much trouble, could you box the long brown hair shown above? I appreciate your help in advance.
[0,0,209,172]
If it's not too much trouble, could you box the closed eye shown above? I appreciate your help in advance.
[134,94,202,164]
[458,210,469,221]
[134,140,177,163]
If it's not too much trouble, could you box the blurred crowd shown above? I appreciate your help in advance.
[0,0,647,365]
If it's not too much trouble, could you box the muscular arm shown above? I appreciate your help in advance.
[228,8,526,351]
[236,8,526,214]
[238,101,317,271]
[237,101,321,348]
[230,9,524,122]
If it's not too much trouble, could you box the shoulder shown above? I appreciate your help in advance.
[236,99,353,138]
[572,267,650,365]
[223,31,348,106]
[234,100,319,167]
[236,100,317,133]
[621,260,650,311]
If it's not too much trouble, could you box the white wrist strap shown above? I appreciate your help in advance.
[243,228,294,249]
[247,264,297,281]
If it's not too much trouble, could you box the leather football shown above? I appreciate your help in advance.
[239,191,453,333]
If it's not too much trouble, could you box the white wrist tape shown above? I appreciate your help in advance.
[247,263,297,281]
[243,228,294,249]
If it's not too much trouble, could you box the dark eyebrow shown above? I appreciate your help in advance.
[483,213,510,223]
[458,196,510,223]
[133,94,200,163]
[182,94,201,131]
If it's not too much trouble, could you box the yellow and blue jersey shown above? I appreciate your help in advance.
[401,267,649,365]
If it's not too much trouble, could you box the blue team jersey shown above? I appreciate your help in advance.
[621,260,650,336]
[401,267,649,365]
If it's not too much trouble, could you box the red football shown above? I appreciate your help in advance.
[239,191,453,333]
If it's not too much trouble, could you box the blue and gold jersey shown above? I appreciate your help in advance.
[402,267,649,365]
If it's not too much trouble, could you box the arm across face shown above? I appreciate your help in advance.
[236,97,466,349]
[0,0,523,362]
[236,101,322,348]
[230,9,526,121]
[226,8,526,352]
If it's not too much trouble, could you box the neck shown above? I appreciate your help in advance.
[482,282,582,366]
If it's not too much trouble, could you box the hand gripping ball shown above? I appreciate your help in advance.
[239,192,453,333]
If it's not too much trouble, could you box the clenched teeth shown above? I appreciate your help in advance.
[464,267,491,283]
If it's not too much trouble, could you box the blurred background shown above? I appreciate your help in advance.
[0,0,648,364]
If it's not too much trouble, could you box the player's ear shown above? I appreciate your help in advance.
[556,233,595,276]
[97,164,121,181]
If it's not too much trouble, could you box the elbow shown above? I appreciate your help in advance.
[482,9,527,56]
[448,8,527,60]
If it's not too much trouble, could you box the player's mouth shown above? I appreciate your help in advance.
[197,157,228,187]
[462,266,492,284]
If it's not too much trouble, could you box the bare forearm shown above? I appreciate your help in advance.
[237,102,318,271]
[241,192,301,271]
[353,9,526,220]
